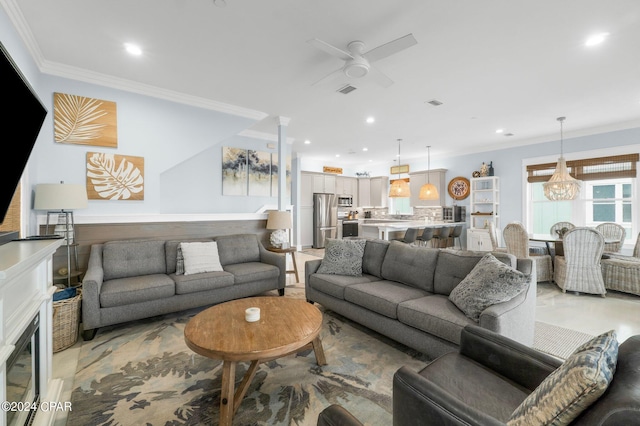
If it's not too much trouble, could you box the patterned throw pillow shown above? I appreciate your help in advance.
[508,330,618,426]
[180,241,224,275]
[316,238,367,276]
[176,246,185,275]
[448,253,531,322]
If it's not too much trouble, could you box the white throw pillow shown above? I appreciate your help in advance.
[180,241,223,275]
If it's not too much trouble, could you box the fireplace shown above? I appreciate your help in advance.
[1,239,64,426]
[6,314,40,426]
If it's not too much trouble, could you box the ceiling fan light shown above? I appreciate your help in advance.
[344,56,370,78]
[419,183,439,200]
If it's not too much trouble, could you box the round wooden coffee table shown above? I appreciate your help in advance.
[184,296,326,426]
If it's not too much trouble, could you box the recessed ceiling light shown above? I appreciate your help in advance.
[362,147,368,151]
[304,140,311,145]
[124,43,142,56]
[495,129,504,134]
[585,32,609,47]
[335,154,340,157]
[366,117,375,124]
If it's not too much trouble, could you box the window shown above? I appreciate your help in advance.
[526,152,638,246]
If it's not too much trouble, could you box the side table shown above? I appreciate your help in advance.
[266,246,299,283]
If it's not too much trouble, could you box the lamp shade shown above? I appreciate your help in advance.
[389,179,410,198]
[266,210,292,230]
[34,183,88,210]
[419,182,439,200]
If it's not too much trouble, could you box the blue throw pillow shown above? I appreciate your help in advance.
[53,287,77,301]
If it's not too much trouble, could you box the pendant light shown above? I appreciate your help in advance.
[543,117,581,201]
[419,145,439,200]
[389,138,411,198]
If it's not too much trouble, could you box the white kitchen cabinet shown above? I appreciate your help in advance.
[360,176,389,208]
[300,172,314,207]
[335,176,357,195]
[467,228,493,252]
[409,168,447,207]
[312,173,336,194]
[357,178,371,207]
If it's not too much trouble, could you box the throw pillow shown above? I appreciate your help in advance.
[508,330,618,426]
[176,246,185,275]
[448,253,531,322]
[316,238,366,276]
[180,241,224,275]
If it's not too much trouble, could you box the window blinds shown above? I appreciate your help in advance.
[527,153,639,183]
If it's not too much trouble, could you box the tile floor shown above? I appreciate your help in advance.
[51,248,640,424]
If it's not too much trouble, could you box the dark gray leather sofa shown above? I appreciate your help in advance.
[82,233,285,339]
[317,326,640,426]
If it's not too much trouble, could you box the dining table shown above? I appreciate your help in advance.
[529,233,618,259]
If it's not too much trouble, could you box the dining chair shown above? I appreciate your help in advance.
[595,222,626,253]
[416,228,434,247]
[554,227,606,296]
[600,232,640,296]
[488,221,507,252]
[549,221,575,238]
[393,227,420,245]
[502,222,553,282]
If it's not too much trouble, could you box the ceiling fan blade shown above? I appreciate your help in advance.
[368,65,394,88]
[311,66,344,86]
[308,38,353,61]
[364,33,417,63]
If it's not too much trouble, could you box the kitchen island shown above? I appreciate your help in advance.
[361,221,466,241]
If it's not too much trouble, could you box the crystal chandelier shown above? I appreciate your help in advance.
[419,145,439,200]
[389,138,411,198]
[543,117,581,201]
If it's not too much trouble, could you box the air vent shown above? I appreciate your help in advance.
[504,133,514,137]
[337,84,357,94]
[426,99,443,106]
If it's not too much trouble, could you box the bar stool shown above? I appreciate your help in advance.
[450,225,463,249]
[392,227,420,244]
[417,228,434,247]
[433,226,453,248]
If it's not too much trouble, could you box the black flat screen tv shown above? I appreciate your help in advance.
[0,41,48,224]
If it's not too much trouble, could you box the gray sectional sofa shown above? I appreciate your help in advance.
[81,233,285,339]
[305,239,536,359]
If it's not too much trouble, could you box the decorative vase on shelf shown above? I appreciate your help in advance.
[488,161,494,176]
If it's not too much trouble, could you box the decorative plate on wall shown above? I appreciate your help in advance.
[448,176,470,200]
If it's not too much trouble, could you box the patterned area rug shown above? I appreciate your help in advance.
[66,289,430,426]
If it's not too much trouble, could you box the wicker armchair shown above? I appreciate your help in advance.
[554,227,606,295]
[595,222,626,253]
[549,221,575,238]
[601,232,640,296]
[503,222,553,282]
[488,221,507,252]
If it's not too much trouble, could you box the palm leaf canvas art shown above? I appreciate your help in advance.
[54,92,117,147]
[86,152,144,200]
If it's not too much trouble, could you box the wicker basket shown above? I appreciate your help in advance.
[53,288,82,353]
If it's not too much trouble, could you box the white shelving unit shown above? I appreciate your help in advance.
[467,176,500,252]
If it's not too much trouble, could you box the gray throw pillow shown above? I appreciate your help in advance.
[508,330,618,426]
[317,238,367,276]
[448,253,531,321]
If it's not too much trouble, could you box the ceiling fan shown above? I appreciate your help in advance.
[308,33,417,88]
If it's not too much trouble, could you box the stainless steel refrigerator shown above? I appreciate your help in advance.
[313,193,337,248]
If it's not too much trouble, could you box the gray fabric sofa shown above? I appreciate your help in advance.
[81,233,285,339]
[305,239,536,359]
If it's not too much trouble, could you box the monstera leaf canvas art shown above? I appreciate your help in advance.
[86,152,144,200]
[54,93,117,147]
